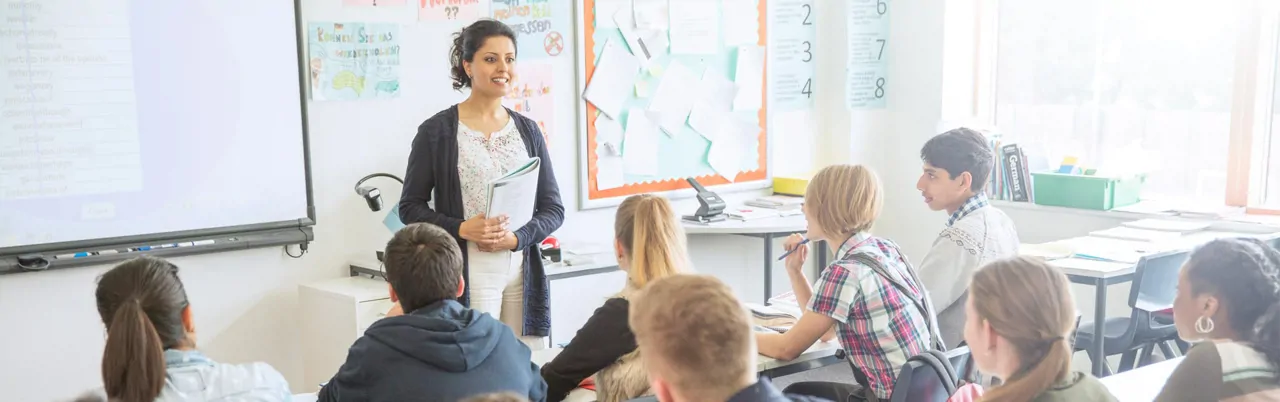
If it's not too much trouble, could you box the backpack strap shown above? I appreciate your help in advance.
[847,248,946,352]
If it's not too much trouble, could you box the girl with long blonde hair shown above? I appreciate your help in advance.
[541,194,692,402]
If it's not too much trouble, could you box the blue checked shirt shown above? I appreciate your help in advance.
[947,194,990,227]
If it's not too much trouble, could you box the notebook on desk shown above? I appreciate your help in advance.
[1089,227,1184,243]
[1121,219,1211,233]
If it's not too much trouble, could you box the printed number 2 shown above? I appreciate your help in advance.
[802,4,813,25]
[802,78,813,98]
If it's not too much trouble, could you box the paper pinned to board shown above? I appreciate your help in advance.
[616,7,658,65]
[597,154,627,190]
[633,0,670,30]
[635,81,651,98]
[595,114,625,156]
[707,125,744,181]
[732,45,765,111]
[596,0,632,28]
[623,108,661,175]
[721,0,758,46]
[688,70,738,140]
[647,61,700,136]
[584,38,643,119]
[668,0,719,54]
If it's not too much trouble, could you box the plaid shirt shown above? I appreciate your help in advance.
[807,233,932,399]
[947,193,990,227]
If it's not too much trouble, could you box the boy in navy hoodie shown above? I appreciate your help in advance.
[318,223,548,402]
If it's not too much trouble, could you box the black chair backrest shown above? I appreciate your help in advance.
[1128,250,1189,312]
[888,347,972,402]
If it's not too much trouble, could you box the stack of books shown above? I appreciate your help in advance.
[985,138,1033,202]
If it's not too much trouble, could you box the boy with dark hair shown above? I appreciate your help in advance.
[916,127,1020,348]
[318,223,548,402]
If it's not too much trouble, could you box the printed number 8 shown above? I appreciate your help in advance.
[875,77,885,98]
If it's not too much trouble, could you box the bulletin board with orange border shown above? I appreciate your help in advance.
[576,0,771,209]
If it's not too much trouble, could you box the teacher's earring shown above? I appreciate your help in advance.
[1195,315,1215,334]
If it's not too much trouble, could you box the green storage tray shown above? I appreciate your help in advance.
[1031,172,1144,210]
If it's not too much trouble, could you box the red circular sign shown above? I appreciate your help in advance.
[544,31,564,56]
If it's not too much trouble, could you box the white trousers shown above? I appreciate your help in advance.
[467,242,547,350]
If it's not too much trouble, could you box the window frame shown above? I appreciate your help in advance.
[973,0,1280,215]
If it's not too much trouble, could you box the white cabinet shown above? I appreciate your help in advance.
[299,276,392,389]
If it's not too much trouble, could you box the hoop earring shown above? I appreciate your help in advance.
[1195,316,1215,334]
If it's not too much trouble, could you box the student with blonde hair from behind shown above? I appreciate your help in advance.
[961,256,1116,402]
[757,164,939,401]
[541,194,692,402]
[631,274,827,402]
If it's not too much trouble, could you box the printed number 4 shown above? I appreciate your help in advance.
[802,78,813,98]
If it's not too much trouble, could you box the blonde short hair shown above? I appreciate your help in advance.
[629,275,752,400]
[806,164,883,237]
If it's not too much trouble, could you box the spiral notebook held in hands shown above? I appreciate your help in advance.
[487,157,541,230]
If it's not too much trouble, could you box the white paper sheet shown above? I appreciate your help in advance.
[633,0,669,30]
[732,45,765,111]
[707,124,744,181]
[615,7,656,64]
[722,0,758,46]
[688,70,738,140]
[648,61,700,136]
[669,0,719,54]
[595,113,624,156]
[623,109,660,175]
[597,155,627,190]
[596,0,631,28]
[584,39,642,119]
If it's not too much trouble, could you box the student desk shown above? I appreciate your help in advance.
[1032,229,1276,377]
[292,394,317,402]
[1099,357,1182,402]
[532,340,845,380]
[683,215,828,303]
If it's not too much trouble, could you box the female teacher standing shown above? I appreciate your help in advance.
[398,19,563,347]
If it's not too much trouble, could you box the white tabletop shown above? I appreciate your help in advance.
[682,214,808,235]
[1099,357,1182,402]
[292,393,317,402]
[1029,230,1279,280]
[350,256,619,280]
[531,340,841,372]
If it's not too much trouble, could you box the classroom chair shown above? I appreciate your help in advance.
[1073,250,1188,376]
[887,347,973,402]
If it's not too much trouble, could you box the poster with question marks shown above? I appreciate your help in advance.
[344,0,407,6]
[419,0,486,22]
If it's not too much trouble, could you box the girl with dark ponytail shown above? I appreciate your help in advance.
[91,257,290,401]
[964,256,1118,402]
[1154,237,1280,401]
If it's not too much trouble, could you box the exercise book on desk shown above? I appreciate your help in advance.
[1121,218,1211,233]
[1089,227,1184,243]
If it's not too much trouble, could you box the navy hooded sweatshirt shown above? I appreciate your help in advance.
[317,299,548,402]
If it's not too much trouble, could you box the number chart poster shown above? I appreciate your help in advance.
[307,22,402,101]
[770,0,817,111]
[846,0,889,109]
[420,0,486,22]
[492,0,572,59]
[503,61,555,147]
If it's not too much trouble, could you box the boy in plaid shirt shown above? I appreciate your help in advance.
[756,164,940,401]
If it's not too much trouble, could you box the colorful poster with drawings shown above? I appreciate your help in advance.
[492,0,572,59]
[307,22,401,101]
[503,61,555,147]
[344,0,407,6]
[419,0,485,22]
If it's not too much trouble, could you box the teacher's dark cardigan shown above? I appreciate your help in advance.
[398,105,564,337]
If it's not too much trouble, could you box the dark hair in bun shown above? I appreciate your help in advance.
[450,19,518,91]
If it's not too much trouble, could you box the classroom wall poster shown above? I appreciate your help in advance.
[307,22,402,101]
[344,0,407,6]
[770,0,817,111]
[846,0,890,109]
[504,61,555,147]
[492,0,572,59]
[419,0,486,22]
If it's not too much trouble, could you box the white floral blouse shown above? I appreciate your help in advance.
[457,117,529,219]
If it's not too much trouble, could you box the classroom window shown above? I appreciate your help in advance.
[985,0,1273,206]
[1265,32,1280,205]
